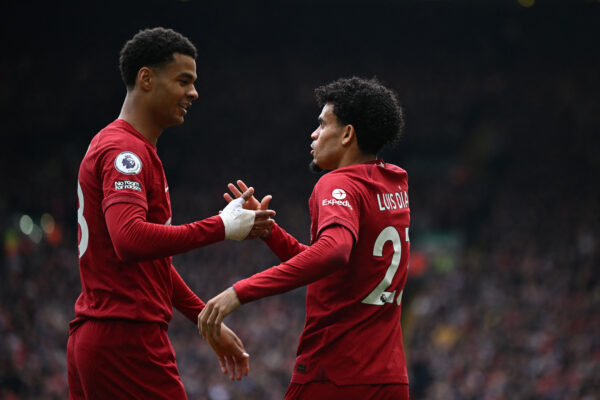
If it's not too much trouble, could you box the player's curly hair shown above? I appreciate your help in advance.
[315,77,405,155]
[119,27,197,89]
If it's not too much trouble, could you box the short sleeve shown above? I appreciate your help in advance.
[311,173,360,242]
[100,145,149,213]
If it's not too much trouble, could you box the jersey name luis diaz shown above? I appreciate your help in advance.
[319,186,409,212]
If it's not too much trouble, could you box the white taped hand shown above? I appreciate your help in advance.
[219,197,255,241]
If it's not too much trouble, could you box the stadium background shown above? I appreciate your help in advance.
[1,0,598,398]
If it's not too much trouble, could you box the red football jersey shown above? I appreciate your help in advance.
[72,119,209,330]
[294,160,410,385]
[235,160,410,386]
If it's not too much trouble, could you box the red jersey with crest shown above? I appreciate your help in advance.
[72,119,218,331]
[235,160,410,385]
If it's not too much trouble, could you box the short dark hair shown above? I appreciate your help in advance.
[119,27,197,89]
[315,77,405,155]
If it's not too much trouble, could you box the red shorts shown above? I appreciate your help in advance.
[67,319,187,400]
[285,381,409,400]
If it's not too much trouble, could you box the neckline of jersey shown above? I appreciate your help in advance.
[336,159,385,171]
[115,119,157,150]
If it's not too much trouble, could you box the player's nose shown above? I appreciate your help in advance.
[311,127,319,140]
[188,85,199,101]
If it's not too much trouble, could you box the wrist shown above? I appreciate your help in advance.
[220,198,255,241]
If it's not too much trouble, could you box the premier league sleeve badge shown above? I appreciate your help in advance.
[114,151,142,175]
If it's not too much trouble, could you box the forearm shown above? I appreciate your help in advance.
[262,223,309,262]
[105,202,224,262]
[171,265,205,323]
[234,225,353,303]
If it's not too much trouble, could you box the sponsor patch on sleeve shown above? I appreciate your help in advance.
[321,188,353,210]
[114,180,142,192]
[114,151,142,175]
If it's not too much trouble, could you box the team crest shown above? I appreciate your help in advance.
[115,152,142,175]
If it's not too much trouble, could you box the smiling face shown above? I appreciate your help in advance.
[148,52,198,128]
[310,103,347,171]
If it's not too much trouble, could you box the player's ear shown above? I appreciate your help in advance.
[137,67,154,92]
[341,125,355,146]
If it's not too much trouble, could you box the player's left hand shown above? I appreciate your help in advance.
[198,287,241,341]
[224,179,272,212]
[205,322,250,381]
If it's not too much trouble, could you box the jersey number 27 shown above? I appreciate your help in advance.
[362,226,409,306]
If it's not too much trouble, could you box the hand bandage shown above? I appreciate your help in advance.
[219,198,255,241]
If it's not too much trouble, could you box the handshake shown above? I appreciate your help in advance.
[219,180,276,241]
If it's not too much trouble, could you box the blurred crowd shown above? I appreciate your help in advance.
[1,2,598,399]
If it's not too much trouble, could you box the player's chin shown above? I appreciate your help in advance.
[309,160,323,173]
[170,114,185,125]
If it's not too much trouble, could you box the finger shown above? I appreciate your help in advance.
[203,304,217,339]
[230,332,248,358]
[223,193,234,203]
[236,180,249,193]
[218,354,227,375]
[251,219,275,228]
[249,227,273,238]
[206,307,218,340]
[215,313,223,338]
[247,225,271,236]
[206,305,222,340]
[240,187,255,202]
[202,313,211,339]
[222,355,230,379]
[254,209,276,219]
[226,355,235,380]
[242,356,250,376]
[233,355,241,380]
[197,311,204,338]
[198,308,208,337]
[231,335,250,376]
[236,351,250,377]
[260,195,272,210]
[246,222,274,240]
[228,183,243,199]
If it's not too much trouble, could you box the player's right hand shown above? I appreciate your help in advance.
[224,180,274,239]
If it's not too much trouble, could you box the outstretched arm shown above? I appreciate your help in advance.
[105,187,275,262]
[198,224,354,339]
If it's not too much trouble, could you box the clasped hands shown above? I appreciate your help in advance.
[219,180,275,240]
